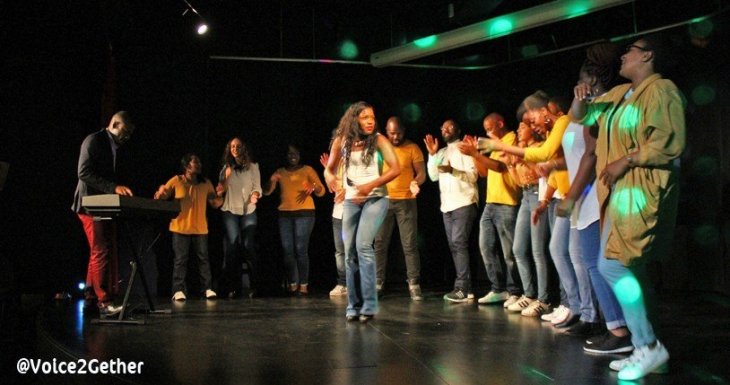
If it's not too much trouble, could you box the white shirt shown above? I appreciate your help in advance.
[220,163,262,215]
[562,122,599,229]
[427,140,478,213]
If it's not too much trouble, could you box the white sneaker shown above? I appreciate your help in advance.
[503,295,521,309]
[521,300,551,317]
[329,285,348,296]
[409,284,423,301]
[507,295,535,312]
[478,291,509,304]
[172,291,186,301]
[541,304,566,322]
[205,289,217,299]
[611,340,669,380]
[552,305,573,325]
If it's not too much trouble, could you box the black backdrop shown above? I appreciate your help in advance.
[2,1,729,297]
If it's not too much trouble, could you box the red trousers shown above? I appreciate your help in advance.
[77,213,119,305]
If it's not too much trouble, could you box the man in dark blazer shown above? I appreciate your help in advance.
[72,111,135,316]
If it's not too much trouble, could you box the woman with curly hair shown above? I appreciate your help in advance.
[324,101,400,322]
[217,137,262,298]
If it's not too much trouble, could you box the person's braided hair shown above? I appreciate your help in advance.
[581,42,622,89]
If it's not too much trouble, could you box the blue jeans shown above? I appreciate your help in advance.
[513,187,549,302]
[343,197,389,317]
[479,203,521,295]
[580,220,626,329]
[172,233,212,293]
[332,218,346,286]
[551,215,599,322]
[278,214,316,285]
[443,204,477,291]
[221,211,259,293]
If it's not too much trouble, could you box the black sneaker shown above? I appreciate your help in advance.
[564,321,604,337]
[583,331,634,354]
[443,288,474,303]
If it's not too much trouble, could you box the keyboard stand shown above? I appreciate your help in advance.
[92,219,171,325]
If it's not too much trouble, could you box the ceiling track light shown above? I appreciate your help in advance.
[370,0,634,67]
[181,0,208,35]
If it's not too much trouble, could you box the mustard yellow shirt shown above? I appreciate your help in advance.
[384,140,424,200]
[276,165,324,211]
[165,176,214,235]
[486,131,520,205]
[524,115,571,163]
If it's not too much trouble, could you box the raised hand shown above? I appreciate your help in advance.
[319,153,330,169]
[423,134,439,155]
[458,135,478,157]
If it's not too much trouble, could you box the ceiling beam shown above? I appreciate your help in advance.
[370,0,634,67]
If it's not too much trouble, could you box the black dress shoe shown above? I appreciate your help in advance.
[564,321,604,337]
[346,315,359,322]
[359,314,374,323]
[553,314,580,329]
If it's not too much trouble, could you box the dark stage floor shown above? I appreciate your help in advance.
[16,289,730,385]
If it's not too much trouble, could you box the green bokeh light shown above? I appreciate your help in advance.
[487,18,514,37]
[689,19,714,39]
[466,102,485,122]
[414,35,437,48]
[691,85,716,105]
[563,131,575,152]
[614,276,642,304]
[339,40,359,59]
[565,1,590,17]
[610,187,647,218]
[690,155,720,178]
[693,225,720,248]
[402,103,422,123]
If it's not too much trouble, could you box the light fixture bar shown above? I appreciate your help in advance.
[370,0,634,67]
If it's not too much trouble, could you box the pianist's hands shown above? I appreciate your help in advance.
[115,185,134,196]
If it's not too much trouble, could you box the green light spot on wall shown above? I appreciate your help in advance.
[565,1,590,17]
[689,20,714,39]
[563,131,575,151]
[487,18,513,37]
[403,103,422,123]
[520,45,539,58]
[466,102,485,122]
[614,276,642,304]
[693,225,720,247]
[414,35,437,48]
[339,40,359,59]
[610,187,647,218]
[690,155,720,178]
[691,85,716,105]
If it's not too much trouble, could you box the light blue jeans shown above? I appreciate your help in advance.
[332,217,346,286]
[479,203,521,295]
[551,214,598,322]
[581,220,626,330]
[513,186,549,302]
[343,197,389,317]
[598,217,655,346]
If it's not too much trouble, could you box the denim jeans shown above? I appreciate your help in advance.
[443,204,477,291]
[478,203,521,295]
[374,198,421,285]
[343,197,389,316]
[513,187,549,302]
[580,220,626,329]
[221,210,259,293]
[278,214,316,285]
[332,217,346,286]
[550,215,598,322]
[172,233,212,293]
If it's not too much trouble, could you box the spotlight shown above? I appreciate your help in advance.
[197,23,208,35]
[181,0,208,35]
[78,282,86,291]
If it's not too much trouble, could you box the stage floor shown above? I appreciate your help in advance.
[24,289,730,385]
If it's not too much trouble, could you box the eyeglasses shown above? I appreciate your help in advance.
[625,44,650,53]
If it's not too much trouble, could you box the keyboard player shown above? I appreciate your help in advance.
[71,111,135,317]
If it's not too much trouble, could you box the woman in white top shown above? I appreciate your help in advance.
[325,101,400,323]
[217,137,262,298]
